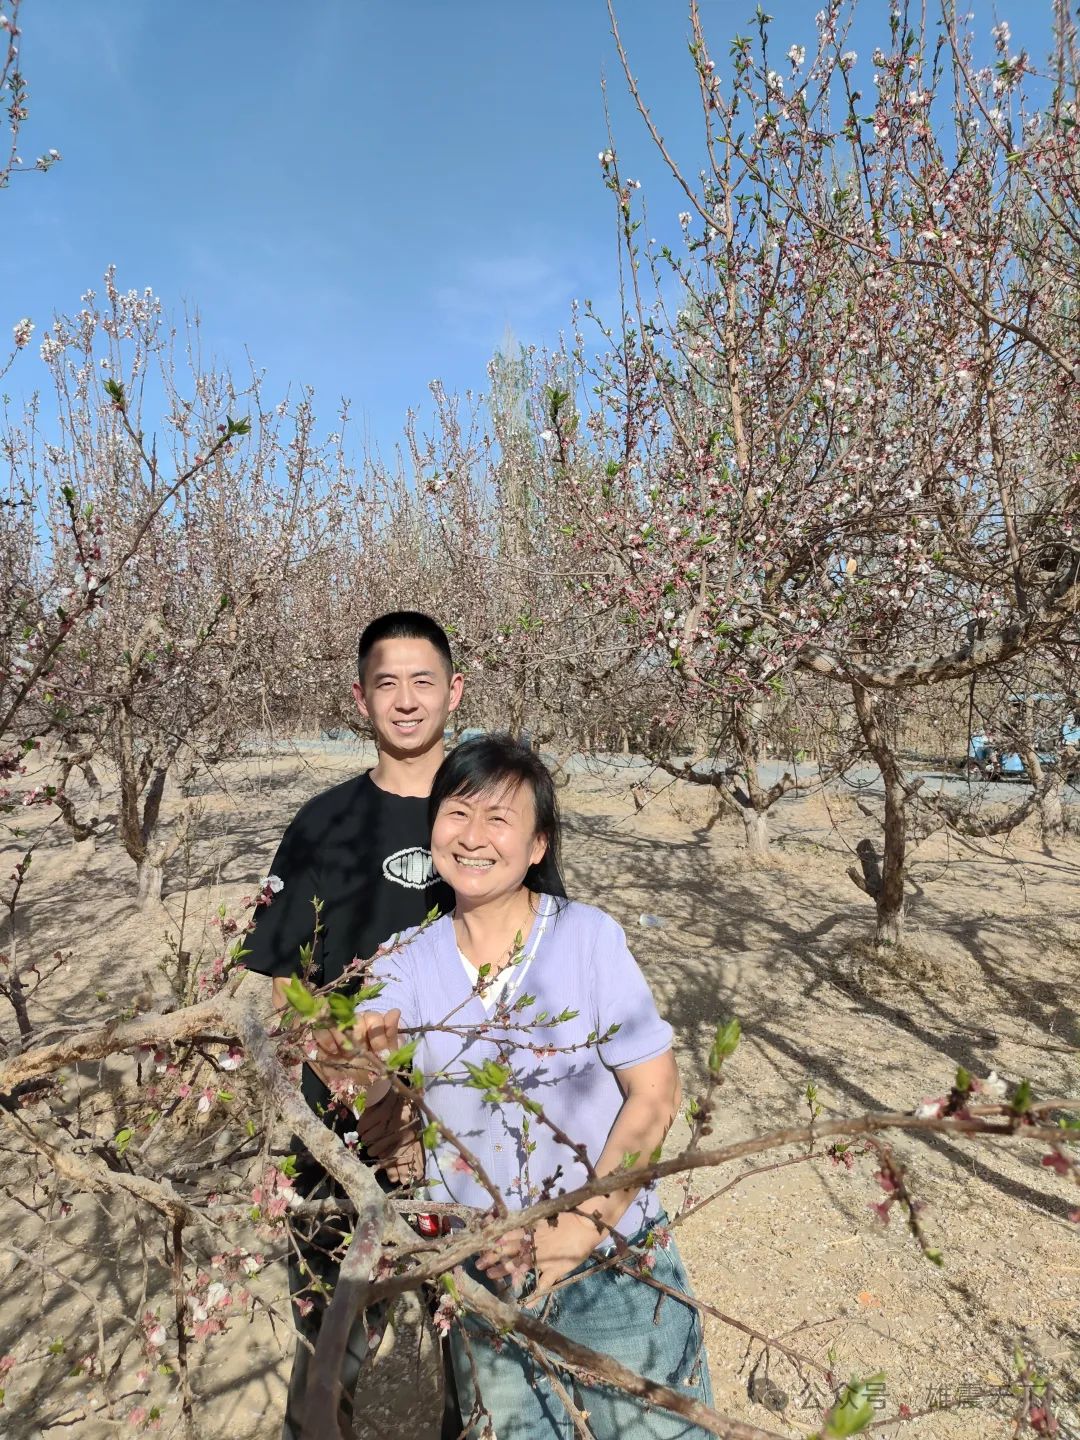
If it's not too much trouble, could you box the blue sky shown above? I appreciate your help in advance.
[2,1,1047,460]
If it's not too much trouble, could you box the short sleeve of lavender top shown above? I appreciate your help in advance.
[358,898,675,1240]
[588,909,674,1069]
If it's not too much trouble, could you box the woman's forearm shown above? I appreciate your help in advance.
[583,1086,679,1235]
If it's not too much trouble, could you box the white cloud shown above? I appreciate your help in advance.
[433,253,579,341]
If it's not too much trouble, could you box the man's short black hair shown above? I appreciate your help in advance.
[356,611,455,685]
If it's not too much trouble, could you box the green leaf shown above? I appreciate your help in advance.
[384,1039,419,1071]
[327,993,358,1028]
[954,1066,971,1094]
[282,974,319,1019]
[421,1122,439,1150]
[1010,1078,1033,1115]
[464,1059,510,1098]
[279,1153,299,1179]
[114,1127,134,1157]
[619,1150,641,1171]
[103,377,126,408]
[821,1373,885,1436]
[225,414,251,437]
[708,1018,741,1075]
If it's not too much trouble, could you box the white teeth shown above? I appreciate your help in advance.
[456,858,494,868]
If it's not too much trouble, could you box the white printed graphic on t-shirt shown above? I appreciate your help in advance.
[382,846,437,890]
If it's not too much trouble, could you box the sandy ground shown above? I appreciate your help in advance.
[0,740,1077,1439]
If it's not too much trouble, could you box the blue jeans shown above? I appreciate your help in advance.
[451,1224,713,1439]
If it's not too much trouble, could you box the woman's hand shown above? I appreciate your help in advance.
[531,1211,602,1295]
[476,1227,534,1288]
[477,1212,601,1298]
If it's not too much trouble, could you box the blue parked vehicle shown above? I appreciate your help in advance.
[963,697,1080,781]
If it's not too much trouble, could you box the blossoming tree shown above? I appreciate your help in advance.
[562,0,1080,940]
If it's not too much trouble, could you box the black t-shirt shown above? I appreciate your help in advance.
[244,771,453,1144]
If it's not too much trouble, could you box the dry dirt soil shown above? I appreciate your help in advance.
[1,741,1077,1439]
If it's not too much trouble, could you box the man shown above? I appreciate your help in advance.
[244,610,463,1440]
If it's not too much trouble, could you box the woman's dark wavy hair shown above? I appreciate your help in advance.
[428,734,567,899]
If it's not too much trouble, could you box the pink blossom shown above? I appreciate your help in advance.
[433,1292,459,1336]
[1041,1152,1072,1178]
[873,1168,898,1194]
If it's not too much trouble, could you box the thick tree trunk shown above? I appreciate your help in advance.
[1019,744,1065,841]
[740,806,770,858]
[1039,775,1065,838]
[876,767,908,947]
[137,858,164,906]
[875,905,905,949]
[731,704,772,858]
[852,684,909,950]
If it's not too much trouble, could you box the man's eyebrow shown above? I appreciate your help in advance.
[371,668,438,681]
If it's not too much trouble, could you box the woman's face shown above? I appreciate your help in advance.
[431,779,548,906]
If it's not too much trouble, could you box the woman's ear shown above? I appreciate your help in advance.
[529,831,549,869]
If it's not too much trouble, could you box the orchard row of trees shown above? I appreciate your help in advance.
[3,3,1078,944]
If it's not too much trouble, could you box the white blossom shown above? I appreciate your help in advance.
[980,1071,1008,1100]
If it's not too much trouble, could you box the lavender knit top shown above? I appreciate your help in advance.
[358,896,674,1240]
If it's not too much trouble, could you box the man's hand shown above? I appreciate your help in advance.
[355,1090,422,1184]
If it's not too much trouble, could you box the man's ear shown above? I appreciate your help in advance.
[352,680,371,721]
[447,671,464,713]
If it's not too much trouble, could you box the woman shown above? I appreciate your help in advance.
[351,734,713,1438]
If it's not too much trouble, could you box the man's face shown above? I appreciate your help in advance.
[353,637,463,757]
